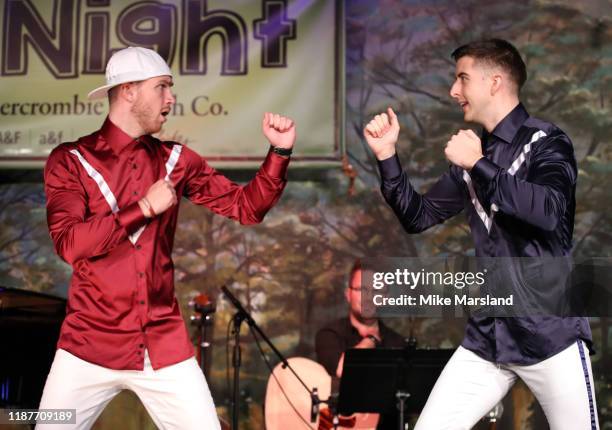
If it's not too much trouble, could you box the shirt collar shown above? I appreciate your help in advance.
[483,102,529,145]
[99,117,139,154]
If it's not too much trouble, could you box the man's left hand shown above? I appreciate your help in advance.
[444,129,483,170]
[262,112,296,149]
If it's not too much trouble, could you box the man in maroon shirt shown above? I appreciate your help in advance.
[37,47,295,429]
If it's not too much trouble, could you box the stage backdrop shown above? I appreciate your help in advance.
[0,0,344,168]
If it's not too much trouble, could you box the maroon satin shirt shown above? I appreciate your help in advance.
[44,118,289,370]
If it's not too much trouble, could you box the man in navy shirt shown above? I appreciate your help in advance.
[364,39,598,429]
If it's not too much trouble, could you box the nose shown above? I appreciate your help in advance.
[449,79,460,100]
[166,89,176,105]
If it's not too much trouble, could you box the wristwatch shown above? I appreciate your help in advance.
[365,334,381,346]
[270,145,292,157]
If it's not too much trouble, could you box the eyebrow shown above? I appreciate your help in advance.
[456,72,469,78]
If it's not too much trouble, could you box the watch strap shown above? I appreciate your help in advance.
[365,334,381,346]
[270,145,292,157]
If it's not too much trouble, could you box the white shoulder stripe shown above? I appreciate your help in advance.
[508,130,547,175]
[69,149,119,214]
[164,144,182,181]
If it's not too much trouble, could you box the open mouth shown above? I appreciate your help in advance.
[459,101,469,110]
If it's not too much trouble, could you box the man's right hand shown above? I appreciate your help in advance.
[354,321,381,349]
[363,107,400,161]
[141,179,177,217]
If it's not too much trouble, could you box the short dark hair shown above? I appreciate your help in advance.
[451,39,527,90]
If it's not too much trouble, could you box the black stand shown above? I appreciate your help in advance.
[337,348,453,430]
[231,312,244,430]
[189,297,216,379]
[198,313,211,371]
[337,348,404,427]
[221,286,324,429]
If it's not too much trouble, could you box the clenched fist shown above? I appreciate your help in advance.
[363,107,400,160]
[139,179,177,218]
[262,112,296,150]
[444,129,483,170]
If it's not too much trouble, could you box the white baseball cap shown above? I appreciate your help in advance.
[87,46,173,100]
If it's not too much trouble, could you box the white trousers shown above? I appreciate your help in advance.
[415,341,599,430]
[36,349,221,430]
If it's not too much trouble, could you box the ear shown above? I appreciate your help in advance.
[490,73,503,96]
[118,82,138,103]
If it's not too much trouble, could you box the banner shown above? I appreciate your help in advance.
[0,0,343,168]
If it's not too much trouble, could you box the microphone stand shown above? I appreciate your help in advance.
[189,297,216,379]
[231,311,244,430]
[221,286,325,429]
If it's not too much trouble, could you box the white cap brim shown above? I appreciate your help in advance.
[88,83,120,100]
[87,72,173,100]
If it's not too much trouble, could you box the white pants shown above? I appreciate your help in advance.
[415,341,599,430]
[36,349,221,430]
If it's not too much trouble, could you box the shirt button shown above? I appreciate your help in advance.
[133,191,138,196]
[138,272,144,278]
[139,344,144,348]
[132,163,138,169]
[140,300,145,305]
[136,244,142,250]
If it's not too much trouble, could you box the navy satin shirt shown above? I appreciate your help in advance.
[377,103,592,365]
